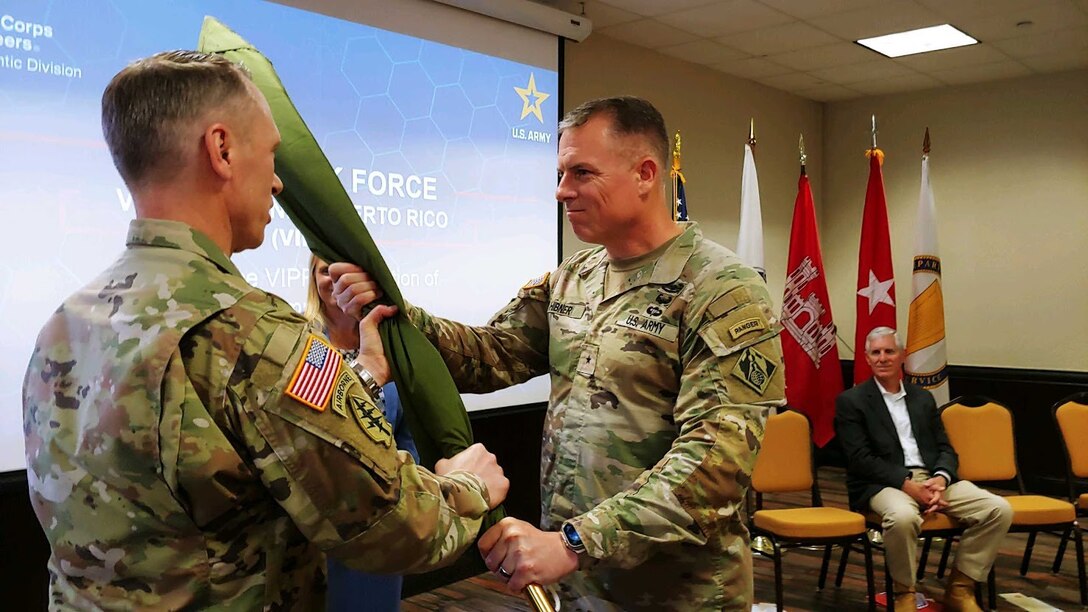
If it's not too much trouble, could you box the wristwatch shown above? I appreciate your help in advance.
[560,521,586,555]
[348,358,385,406]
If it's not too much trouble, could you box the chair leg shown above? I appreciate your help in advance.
[885,555,894,608]
[863,536,877,612]
[772,539,784,612]
[937,536,954,579]
[818,544,832,590]
[1074,523,1087,606]
[1052,527,1069,573]
[835,541,851,587]
[988,565,997,610]
[1020,531,1037,576]
[918,536,933,581]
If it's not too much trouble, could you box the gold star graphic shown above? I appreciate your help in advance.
[514,73,550,123]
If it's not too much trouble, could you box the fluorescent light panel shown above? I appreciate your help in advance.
[857,24,977,58]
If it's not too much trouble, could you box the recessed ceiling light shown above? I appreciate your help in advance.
[856,24,978,58]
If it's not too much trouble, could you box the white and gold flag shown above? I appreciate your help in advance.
[905,140,949,404]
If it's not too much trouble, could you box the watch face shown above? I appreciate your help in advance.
[563,523,584,550]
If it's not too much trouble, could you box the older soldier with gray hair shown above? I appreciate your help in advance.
[356,96,785,610]
[22,50,508,610]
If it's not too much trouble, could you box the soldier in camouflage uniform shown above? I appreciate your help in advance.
[22,50,508,610]
[362,97,785,610]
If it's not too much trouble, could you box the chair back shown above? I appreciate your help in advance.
[940,396,1018,483]
[1054,393,1088,479]
[752,409,813,495]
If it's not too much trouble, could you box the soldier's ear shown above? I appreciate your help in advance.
[635,156,658,197]
[204,123,233,180]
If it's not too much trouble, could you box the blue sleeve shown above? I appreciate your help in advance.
[381,383,419,462]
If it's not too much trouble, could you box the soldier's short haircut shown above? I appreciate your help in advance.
[101,50,253,188]
[558,96,669,172]
[865,326,904,352]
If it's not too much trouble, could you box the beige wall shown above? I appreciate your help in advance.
[563,34,1087,372]
[822,71,1088,372]
[562,35,824,307]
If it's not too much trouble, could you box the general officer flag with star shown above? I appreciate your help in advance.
[853,148,896,384]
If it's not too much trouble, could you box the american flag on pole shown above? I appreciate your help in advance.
[286,335,343,411]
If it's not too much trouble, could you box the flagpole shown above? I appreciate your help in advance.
[748,118,756,150]
[799,133,806,176]
[671,131,687,221]
[871,114,878,150]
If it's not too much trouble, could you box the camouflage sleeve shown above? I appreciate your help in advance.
[567,277,785,569]
[195,295,490,574]
[403,274,551,393]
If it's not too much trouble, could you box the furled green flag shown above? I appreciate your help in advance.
[196,17,474,471]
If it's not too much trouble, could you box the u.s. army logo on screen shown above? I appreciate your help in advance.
[731,346,777,394]
[514,73,550,123]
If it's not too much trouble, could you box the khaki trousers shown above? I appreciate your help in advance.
[869,470,1013,586]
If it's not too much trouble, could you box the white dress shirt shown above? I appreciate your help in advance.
[875,379,951,485]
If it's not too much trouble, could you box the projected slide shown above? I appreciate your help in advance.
[0,0,559,473]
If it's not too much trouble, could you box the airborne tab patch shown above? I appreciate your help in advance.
[349,395,393,447]
[731,346,777,395]
[329,371,354,418]
[285,335,343,411]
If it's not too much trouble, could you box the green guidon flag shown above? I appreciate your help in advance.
[197,15,488,490]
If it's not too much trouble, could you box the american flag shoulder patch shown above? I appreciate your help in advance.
[285,335,343,412]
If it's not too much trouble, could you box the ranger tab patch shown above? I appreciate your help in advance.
[731,346,777,395]
[286,335,343,411]
[728,317,766,340]
[349,395,393,447]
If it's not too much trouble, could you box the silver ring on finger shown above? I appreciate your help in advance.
[497,566,512,579]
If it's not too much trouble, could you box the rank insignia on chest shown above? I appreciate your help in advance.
[286,335,343,411]
[732,346,777,394]
[349,395,393,447]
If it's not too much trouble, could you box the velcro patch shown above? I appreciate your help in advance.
[285,335,343,412]
[731,346,777,395]
[708,287,752,319]
[522,272,550,290]
[728,317,766,340]
[349,395,393,447]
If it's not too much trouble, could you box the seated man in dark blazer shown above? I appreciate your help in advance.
[835,327,1012,612]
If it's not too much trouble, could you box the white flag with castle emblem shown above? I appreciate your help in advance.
[737,143,764,278]
[905,147,950,404]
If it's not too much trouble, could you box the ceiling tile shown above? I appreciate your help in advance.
[955,1,1088,42]
[928,60,1032,84]
[598,19,699,48]
[1019,48,1088,71]
[567,0,641,28]
[892,44,1012,72]
[809,3,945,40]
[795,83,865,101]
[596,0,719,18]
[850,73,944,95]
[712,57,796,79]
[659,40,751,65]
[756,71,831,90]
[990,26,1088,57]
[767,42,877,71]
[809,59,919,85]
[657,0,794,37]
[720,21,840,56]
[757,0,883,20]
[914,0,1060,21]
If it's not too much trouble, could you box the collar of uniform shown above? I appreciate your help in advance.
[599,222,698,301]
[126,219,242,277]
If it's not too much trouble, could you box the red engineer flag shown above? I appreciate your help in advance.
[854,148,896,384]
[782,170,842,446]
